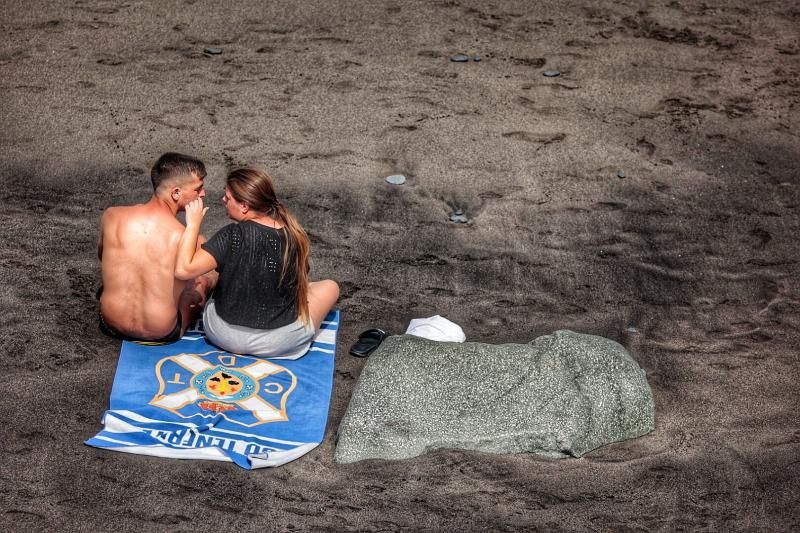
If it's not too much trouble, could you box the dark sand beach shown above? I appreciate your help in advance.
[1,0,798,530]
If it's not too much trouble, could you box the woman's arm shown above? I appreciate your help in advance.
[175,198,218,280]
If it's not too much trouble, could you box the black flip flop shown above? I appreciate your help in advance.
[349,329,389,357]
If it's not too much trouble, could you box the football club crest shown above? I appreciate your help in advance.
[150,350,297,427]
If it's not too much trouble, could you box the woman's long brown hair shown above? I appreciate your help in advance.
[226,167,311,326]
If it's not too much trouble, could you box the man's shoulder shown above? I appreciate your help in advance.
[100,205,129,226]
[102,204,144,218]
[103,204,183,232]
[154,210,189,245]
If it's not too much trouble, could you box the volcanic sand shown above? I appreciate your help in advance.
[1,0,798,530]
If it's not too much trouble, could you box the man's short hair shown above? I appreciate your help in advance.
[150,153,206,191]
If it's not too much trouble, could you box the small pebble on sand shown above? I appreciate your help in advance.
[450,211,468,223]
[473,55,482,62]
[617,170,626,178]
[450,54,470,62]
[543,70,561,77]
[204,47,223,55]
[385,174,406,185]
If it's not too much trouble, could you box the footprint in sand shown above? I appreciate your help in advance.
[502,131,566,149]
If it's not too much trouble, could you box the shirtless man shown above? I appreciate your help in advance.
[98,152,216,343]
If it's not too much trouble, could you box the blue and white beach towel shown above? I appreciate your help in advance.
[86,311,339,469]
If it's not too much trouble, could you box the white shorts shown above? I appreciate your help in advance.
[203,299,315,359]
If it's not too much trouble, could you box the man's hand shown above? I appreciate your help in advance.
[185,198,208,229]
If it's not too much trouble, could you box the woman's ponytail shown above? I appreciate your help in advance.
[273,202,311,327]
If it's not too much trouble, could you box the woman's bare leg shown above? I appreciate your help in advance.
[307,279,340,330]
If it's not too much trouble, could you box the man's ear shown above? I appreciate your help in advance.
[171,187,181,202]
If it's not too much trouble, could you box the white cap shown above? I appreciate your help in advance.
[405,315,466,342]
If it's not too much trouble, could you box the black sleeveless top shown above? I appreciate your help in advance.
[202,220,298,329]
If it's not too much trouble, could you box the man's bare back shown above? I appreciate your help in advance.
[100,201,191,338]
[98,153,214,342]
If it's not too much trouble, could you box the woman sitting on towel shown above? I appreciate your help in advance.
[175,167,339,358]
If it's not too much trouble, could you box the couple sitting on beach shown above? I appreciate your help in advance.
[98,152,339,358]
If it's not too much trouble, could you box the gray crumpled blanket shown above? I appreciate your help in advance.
[335,330,655,463]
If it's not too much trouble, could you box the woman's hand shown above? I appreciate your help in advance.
[185,198,208,229]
